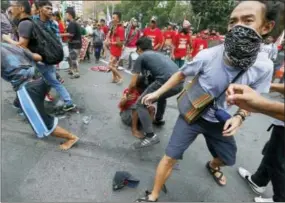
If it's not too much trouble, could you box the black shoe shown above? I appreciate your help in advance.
[13,98,21,109]
[62,104,76,112]
[153,119,165,126]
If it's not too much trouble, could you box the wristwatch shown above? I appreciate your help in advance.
[234,113,246,122]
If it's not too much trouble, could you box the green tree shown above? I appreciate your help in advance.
[191,0,235,33]
[115,1,178,28]
[1,0,10,11]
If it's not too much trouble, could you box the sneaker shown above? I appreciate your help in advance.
[254,196,273,202]
[133,134,160,149]
[153,119,165,126]
[238,167,266,194]
[62,104,76,112]
[70,73,80,79]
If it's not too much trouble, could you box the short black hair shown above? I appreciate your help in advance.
[100,19,105,23]
[136,37,153,51]
[15,0,31,15]
[65,7,76,19]
[112,11,121,21]
[53,11,61,20]
[38,0,52,8]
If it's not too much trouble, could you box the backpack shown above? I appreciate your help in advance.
[93,29,104,46]
[19,18,64,65]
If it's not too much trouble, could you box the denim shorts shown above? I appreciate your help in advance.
[165,116,237,166]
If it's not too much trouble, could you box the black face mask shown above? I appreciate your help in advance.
[224,25,262,70]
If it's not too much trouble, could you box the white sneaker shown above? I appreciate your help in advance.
[254,196,273,202]
[238,167,266,194]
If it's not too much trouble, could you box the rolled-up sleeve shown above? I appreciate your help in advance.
[179,57,204,77]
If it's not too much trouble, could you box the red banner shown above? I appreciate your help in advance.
[79,37,91,61]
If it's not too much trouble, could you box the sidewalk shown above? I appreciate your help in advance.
[1,58,275,202]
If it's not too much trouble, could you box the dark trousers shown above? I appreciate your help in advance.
[94,44,103,61]
[136,80,183,134]
[251,125,285,202]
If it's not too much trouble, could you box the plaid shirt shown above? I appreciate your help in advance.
[32,15,62,43]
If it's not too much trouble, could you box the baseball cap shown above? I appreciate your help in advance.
[112,171,140,191]
[150,16,157,22]
[182,20,191,28]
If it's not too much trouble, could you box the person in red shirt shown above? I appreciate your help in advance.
[100,19,109,59]
[191,30,208,58]
[161,23,175,55]
[143,16,163,51]
[109,12,125,84]
[119,75,155,139]
[171,20,192,68]
[120,17,140,69]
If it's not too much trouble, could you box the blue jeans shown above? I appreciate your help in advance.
[37,63,72,105]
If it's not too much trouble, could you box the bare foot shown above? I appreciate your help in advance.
[132,130,145,139]
[116,79,123,85]
[59,136,79,150]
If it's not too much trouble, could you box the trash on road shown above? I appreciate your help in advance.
[82,116,92,124]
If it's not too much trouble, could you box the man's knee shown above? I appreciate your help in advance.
[160,155,177,168]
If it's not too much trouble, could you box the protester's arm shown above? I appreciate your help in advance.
[119,93,128,108]
[60,33,73,37]
[226,84,285,121]
[270,83,285,95]
[151,72,185,97]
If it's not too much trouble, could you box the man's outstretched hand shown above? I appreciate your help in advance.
[141,92,159,106]
[226,84,264,113]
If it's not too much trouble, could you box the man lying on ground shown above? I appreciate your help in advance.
[1,42,79,150]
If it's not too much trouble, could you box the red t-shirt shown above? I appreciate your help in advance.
[173,33,191,59]
[119,88,140,112]
[58,21,68,42]
[163,30,175,40]
[143,27,163,50]
[109,24,125,57]
[101,25,109,36]
[191,37,208,57]
[126,27,140,48]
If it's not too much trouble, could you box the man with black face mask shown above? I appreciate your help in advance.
[135,0,279,202]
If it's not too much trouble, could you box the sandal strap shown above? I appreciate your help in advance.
[207,161,224,181]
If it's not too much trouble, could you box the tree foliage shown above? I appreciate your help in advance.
[191,0,235,33]
[115,0,235,32]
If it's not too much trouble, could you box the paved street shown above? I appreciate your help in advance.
[1,56,278,202]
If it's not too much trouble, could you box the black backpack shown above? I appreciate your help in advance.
[19,18,64,65]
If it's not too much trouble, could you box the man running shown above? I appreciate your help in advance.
[135,0,278,201]
[3,0,76,111]
[1,42,79,150]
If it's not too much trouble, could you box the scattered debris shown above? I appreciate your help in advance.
[82,116,92,124]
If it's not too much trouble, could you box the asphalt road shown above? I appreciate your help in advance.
[1,56,280,202]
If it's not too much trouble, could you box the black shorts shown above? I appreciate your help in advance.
[17,79,58,138]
